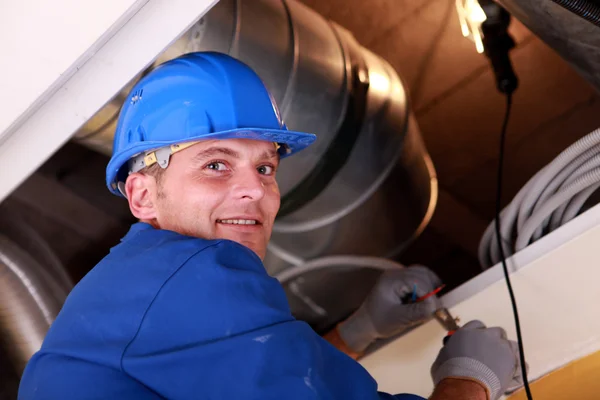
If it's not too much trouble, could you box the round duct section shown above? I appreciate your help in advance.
[73,0,437,331]
[0,212,71,376]
[496,0,600,93]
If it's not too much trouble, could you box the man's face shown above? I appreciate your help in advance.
[128,139,281,259]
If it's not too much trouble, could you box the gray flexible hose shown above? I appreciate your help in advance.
[516,129,600,233]
[530,152,600,241]
[545,155,600,232]
[479,166,544,266]
[559,153,600,189]
[274,255,404,283]
[515,167,600,250]
[554,183,600,229]
[526,146,600,222]
[479,127,600,269]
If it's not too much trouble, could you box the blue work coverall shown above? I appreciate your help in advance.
[19,223,425,400]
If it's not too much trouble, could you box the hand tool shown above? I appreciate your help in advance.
[433,307,460,344]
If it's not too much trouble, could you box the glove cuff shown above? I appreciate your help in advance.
[432,357,501,400]
[337,305,377,353]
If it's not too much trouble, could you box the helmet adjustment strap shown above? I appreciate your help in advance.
[128,141,200,175]
[117,140,281,197]
[116,141,200,197]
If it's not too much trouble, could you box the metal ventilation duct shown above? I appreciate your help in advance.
[0,212,71,375]
[496,0,600,93]
[73,0,437,331]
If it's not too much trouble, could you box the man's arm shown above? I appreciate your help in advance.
[18,352,163,400]
[429,379,488,400]
[323,325,362,359]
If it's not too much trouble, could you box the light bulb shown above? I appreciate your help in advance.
[456,0,487,54]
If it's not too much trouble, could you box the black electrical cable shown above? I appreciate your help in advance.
[495,92,533,400]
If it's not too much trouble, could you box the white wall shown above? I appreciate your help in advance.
[0,0,219,203]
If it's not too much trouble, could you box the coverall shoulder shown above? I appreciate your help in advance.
[18,223,424,400]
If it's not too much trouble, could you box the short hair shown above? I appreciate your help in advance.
[137,163,166,198]
[139,163,166,182]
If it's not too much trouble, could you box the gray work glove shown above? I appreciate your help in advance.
[337,266,442,353]
[431,320,526,400]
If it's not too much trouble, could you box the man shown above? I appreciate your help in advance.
[19,52,523,400]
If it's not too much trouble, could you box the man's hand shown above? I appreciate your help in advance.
[430,320,525,400]
[336,266,442,353]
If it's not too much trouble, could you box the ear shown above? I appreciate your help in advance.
[125,173,159,220]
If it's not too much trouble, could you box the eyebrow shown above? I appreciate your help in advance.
[261,149,280,164]
[190,146,280,164]
[191,147,241,163]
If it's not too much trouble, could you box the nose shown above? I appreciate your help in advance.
[231,166,266,201]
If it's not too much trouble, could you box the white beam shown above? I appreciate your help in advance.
[0,0,219,203]
[0,0,147,142]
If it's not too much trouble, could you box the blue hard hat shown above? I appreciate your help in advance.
[106,51,317,197]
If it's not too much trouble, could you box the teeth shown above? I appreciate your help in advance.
[218,219,257,225]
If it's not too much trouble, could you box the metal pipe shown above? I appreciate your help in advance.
[496,0,600,93]
[0,234,67,375]
[0,212,73,294]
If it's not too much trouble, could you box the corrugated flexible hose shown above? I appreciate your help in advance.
[551,0,600,27]
[479,127,600,268]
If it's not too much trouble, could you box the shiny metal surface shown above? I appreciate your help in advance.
[73,0,437,329]
[0,212,73,294]
[0,234,67,374]
[433,308,460,332]
[497,0,600,93]
[270,116,437,264]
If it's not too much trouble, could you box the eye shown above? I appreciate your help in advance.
[257,165,275,175]
[205,161,228,171]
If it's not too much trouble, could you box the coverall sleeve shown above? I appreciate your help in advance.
[18,352,163,400]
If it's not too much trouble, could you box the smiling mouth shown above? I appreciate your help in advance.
[217,219,260,225]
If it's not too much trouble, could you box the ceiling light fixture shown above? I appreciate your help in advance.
[456,0,487,53]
